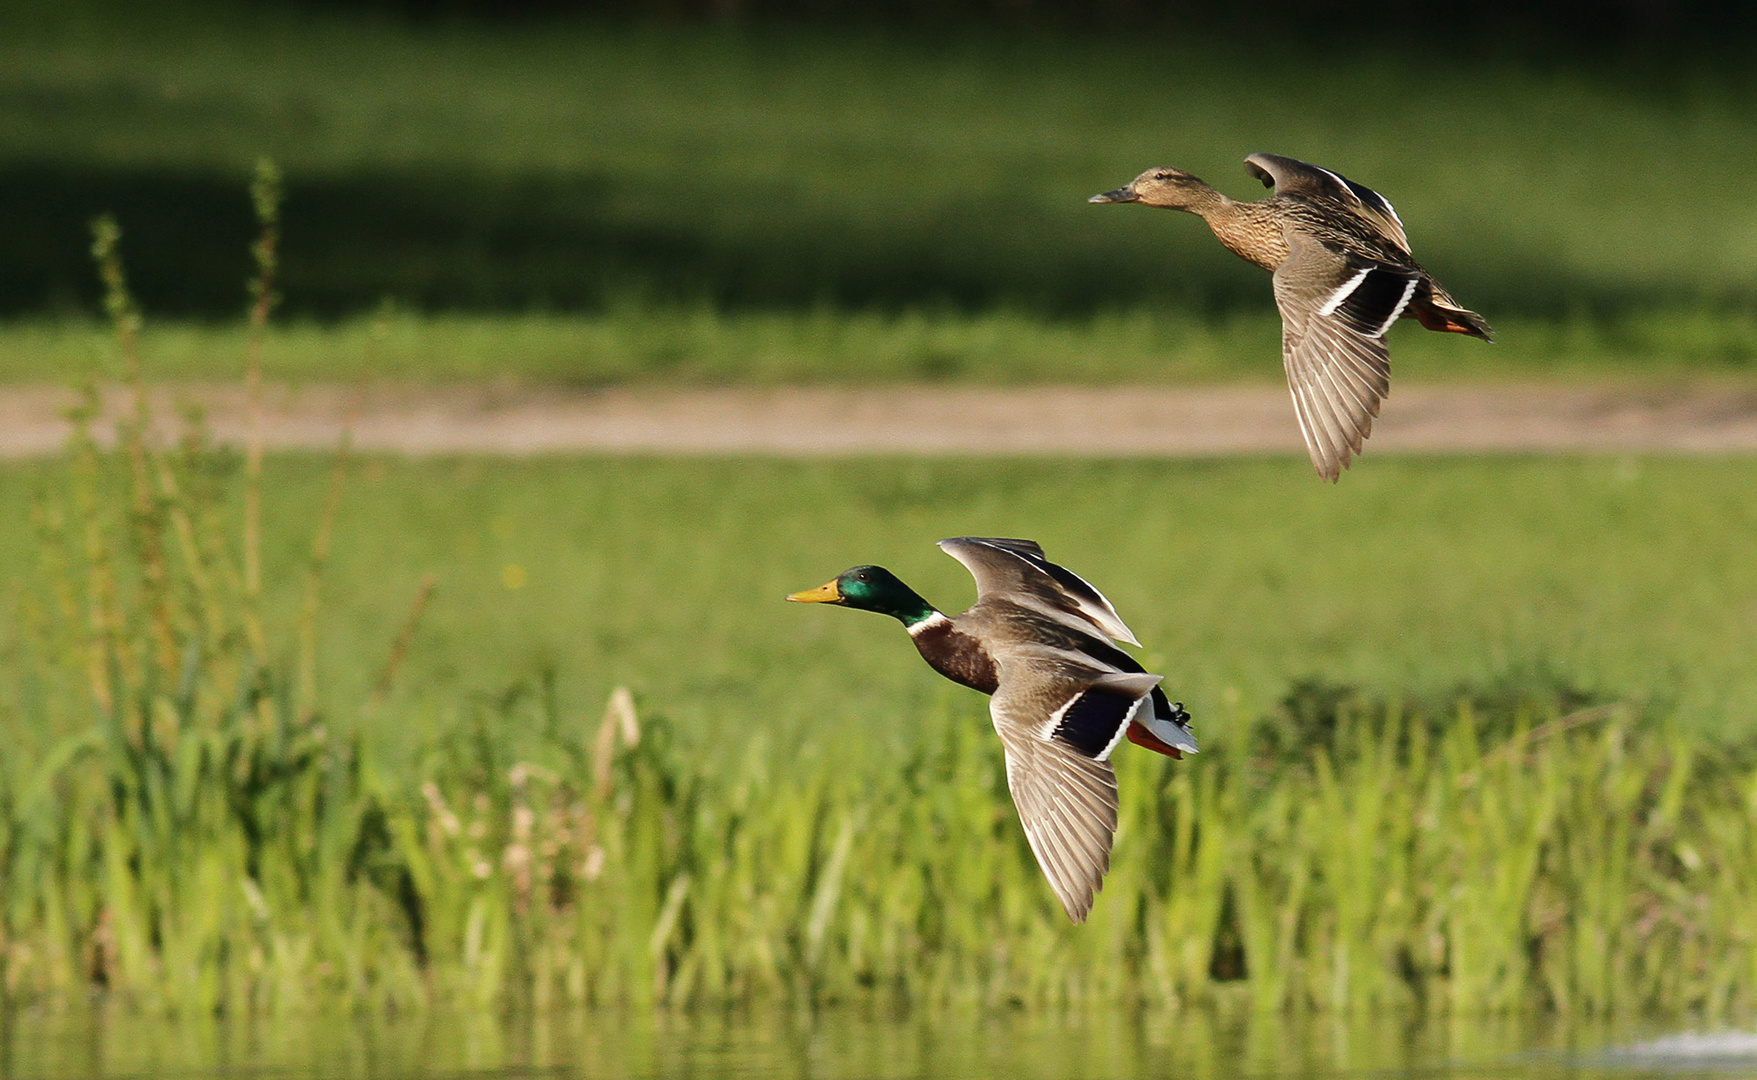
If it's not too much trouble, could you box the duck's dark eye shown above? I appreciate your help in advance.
[1154,171,1171,180]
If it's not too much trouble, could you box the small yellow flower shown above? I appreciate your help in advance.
[502,564,527,590]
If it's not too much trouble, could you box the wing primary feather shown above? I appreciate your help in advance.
[1026,808,1092,918]
[1317,341,1375,451]
[1311,165,1360,206]
[993,704,1119,923]
[1311,337,1373,408]
[1331,342,1391,396]
[1285,367,1339,480]
[1284,378,1329,476]
[940,537,1140,646]
[1279,300,1345,476]
[1330,341,1391,404]
[1301,356,1358,457]
[1302,372,1351,476]
[1309,346,1373,443]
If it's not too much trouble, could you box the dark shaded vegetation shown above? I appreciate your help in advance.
[10,161,1239,319]
[14,0,1751,49]
[1258,671,1757,801]
[1258,671,1613,767]
[293,0,1757,56]
[4,3,1756,326]
[0,160,1724,322]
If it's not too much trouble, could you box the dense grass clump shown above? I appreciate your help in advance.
[7,604,1757,1016]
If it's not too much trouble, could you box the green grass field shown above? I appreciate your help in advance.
[8,452,1757,766]
[3,9,1757,382]
[6,304,1757,384]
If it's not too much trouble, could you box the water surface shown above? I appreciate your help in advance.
[2,1006,1748,1079]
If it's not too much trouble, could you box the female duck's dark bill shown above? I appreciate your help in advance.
[787,580,843,604]
[1088,186,1138,204]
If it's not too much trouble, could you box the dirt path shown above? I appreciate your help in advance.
[4,382,1757,458]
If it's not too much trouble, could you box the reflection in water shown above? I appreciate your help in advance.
[1602,1030,1757,1069]
[0,1006,1745,1079]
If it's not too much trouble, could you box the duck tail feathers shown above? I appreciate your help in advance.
[1414,299,1494,342]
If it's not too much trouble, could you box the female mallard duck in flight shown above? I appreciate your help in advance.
[1091,153,1493,481]
[787,537,1195,923]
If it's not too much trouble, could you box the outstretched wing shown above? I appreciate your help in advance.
[938,537,1139,646]
[989,665,1160,923]
[1272,234,1409,481]
[1245,152,1410,254]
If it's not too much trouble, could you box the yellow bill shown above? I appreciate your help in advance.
[786,579,843,604]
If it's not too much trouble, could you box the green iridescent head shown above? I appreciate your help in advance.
[786,565,937,626]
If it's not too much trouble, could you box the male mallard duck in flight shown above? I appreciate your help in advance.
[1091,153,1493,481]
[787,537,1195,923]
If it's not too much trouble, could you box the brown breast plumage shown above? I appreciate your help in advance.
[1205,199,1290,272]
[911,621,1000,695]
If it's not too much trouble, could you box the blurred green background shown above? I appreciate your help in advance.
[3,0,1756,380]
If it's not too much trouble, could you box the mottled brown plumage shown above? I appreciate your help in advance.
[1092,153,1492,481]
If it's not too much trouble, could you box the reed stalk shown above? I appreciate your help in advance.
[241,158,282,660]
